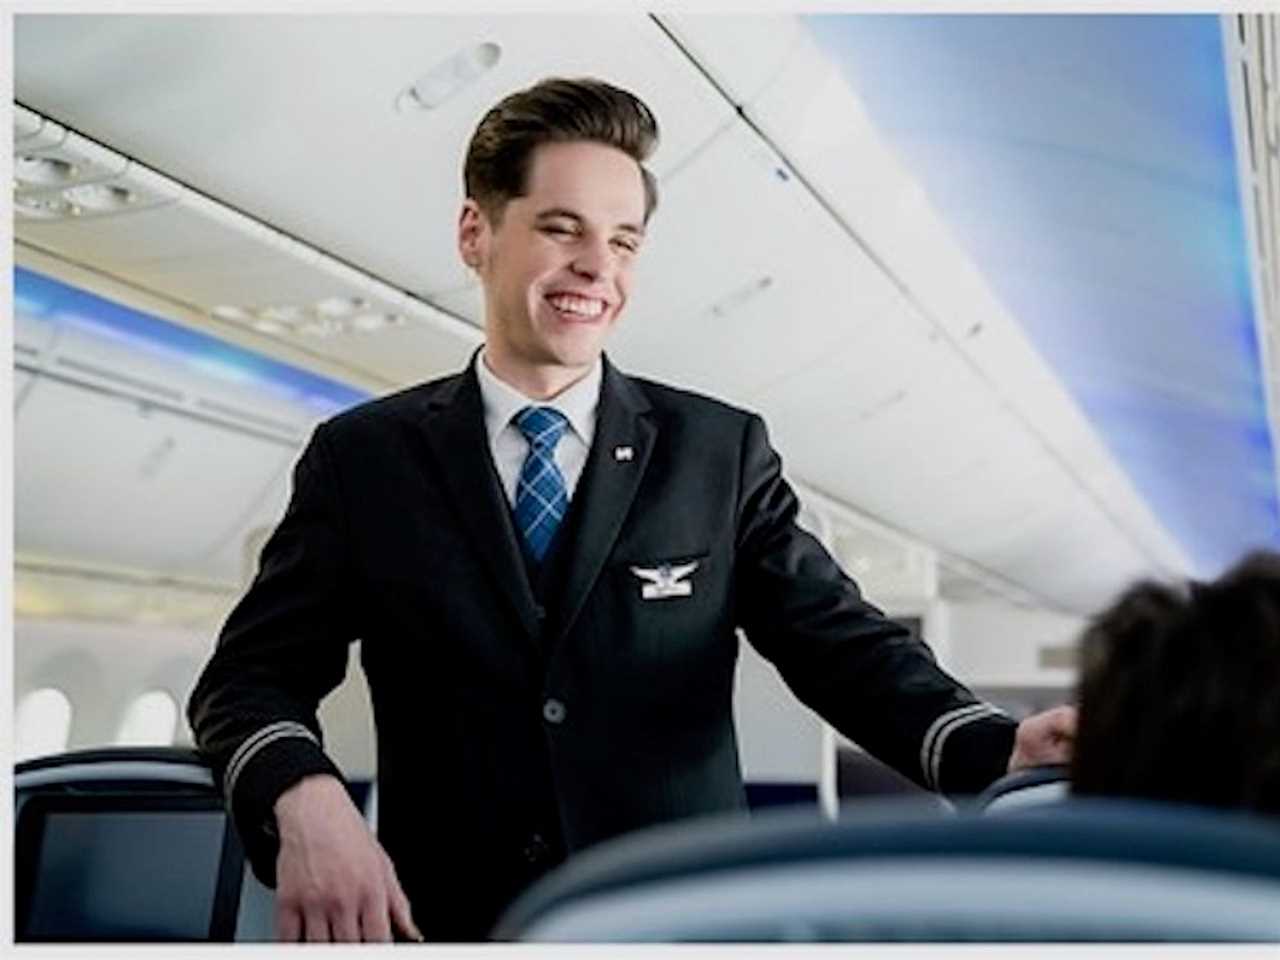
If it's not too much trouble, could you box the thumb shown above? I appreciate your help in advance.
[1045,704,1078,742]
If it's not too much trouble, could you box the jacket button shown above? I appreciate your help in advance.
[542,698,566,724]
[533,604,546,621]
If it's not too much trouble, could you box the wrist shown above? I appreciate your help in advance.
[273,773,345,834]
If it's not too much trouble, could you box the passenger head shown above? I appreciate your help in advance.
[1071,550,1280,815]
[463,77,659,227]
[458,78,660,398]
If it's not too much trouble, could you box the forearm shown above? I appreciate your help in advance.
[190,656,348,886]
[187,424,359,880]
[760,618,1016,794]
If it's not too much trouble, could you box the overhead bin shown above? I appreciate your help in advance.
[13,267,369,586]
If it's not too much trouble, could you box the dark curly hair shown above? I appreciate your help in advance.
[463,77,659,225]
[1071,550,1280,815]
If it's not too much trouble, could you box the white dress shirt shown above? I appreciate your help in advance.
[474,349,601,506]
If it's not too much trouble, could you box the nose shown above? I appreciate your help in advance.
[570,235,614,281]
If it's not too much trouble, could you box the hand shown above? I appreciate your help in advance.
[273,774,422,943]
[1008,704,1077,773]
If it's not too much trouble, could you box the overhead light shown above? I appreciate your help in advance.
[353,312,404,332]
[251,318,287,335]
[396,42,501,112]
[63,182,136,213]
[259,305,305,324]
[298,318,340,338]
[314,296,366,318]
[350,313,386,332]
[211,301,403,338]
[14,194,73,219]
[15,155,78,187]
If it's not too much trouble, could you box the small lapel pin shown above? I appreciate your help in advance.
[614,445,634,462]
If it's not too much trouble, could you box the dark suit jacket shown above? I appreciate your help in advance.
[188,355,1015,939]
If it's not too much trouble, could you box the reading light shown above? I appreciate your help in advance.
[259,305,304,325]
[14,194,73,219]
[64,183,136,213]
[314,296,366,318]
[15,155,78,187]
[298,319,340,338]
[350,312,405,332]
[396,43,501,112]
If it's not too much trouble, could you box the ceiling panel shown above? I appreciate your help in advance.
[14,370,34,406]
[15,14,733,301]
[661,15,803,106]
[296,320,480,388]
[796,15,1266,580]
[613,121,907,400]
[15,377,296,584]
[11,12,1207,615]
[195,459,294,586]
[16,181,482,394]
[430,283,484,327]
[661,12,1194,610]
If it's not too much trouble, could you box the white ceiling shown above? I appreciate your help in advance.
[12,12,1197,615]
[14,14,732,302]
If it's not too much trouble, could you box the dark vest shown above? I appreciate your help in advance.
[481,477,591,929]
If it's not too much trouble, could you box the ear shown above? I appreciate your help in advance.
[458,199,488,271]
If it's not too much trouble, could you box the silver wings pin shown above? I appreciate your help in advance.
[630,561,699,600]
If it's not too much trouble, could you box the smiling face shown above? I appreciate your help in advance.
[459,139,648,399]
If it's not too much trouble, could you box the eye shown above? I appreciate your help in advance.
[612,236,641,255]
[541,222,577,238]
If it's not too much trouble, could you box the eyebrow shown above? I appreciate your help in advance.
[535,207,645,237]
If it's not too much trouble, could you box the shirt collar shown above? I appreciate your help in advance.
[475,348,602,442]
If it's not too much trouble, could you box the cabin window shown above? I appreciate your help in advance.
[15,687,74,761]
[114,689,179,746]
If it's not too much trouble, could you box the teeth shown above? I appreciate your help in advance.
[548,294,604,318]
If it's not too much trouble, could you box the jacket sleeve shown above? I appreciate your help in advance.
[732,413,1015,796]
[187,421,355,885]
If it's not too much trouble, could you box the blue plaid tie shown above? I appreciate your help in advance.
[513,406,570,565]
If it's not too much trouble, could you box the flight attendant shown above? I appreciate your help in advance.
[188,76,1075,942]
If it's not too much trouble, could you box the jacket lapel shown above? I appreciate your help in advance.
[414,362,542,642]
[551,357,656,646]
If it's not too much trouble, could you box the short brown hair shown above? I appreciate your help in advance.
[463,77,659,224]
[1071,550,1280,815]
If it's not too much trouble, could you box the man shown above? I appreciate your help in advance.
[188,77,1074,943]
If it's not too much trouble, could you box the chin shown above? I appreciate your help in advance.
[549,347,603,370]
[543,330,610,365]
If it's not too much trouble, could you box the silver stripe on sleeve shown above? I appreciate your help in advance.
[224,720,319,807]
[920,703,1001,791]
[920,704,988,789]
[929,704,1005,793]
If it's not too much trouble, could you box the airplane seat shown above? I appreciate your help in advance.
[743,780,818,811]
[16,745,215,793]
[975,764,1070,814]
[13,746,268,942]
[835,744,951,813]
[492,798,1280,942]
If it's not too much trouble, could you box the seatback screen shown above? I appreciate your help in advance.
[16,794,243,942]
